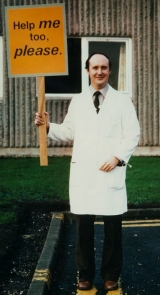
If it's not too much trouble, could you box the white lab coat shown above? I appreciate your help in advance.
[48,85,140,215]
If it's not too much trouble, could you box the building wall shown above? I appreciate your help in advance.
[0,0,160,156]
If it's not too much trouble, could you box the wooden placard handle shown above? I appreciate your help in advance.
[37,76,48,166]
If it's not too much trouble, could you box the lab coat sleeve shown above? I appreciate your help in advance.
[113,97,140,163]
[47,97,75,142]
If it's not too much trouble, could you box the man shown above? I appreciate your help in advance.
[35,53,140,291]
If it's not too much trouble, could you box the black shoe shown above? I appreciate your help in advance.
[104,280,118,291]
[78,280,92,290]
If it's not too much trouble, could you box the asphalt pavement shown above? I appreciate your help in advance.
[50,218,160,295]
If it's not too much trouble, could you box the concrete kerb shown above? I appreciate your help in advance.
[64,208,160,221]
[27,208,160,295]
[123,208,160,219]
[27,212,64,295]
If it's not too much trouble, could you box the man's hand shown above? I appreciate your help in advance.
[99,156,120,172]
[35,112,50,131]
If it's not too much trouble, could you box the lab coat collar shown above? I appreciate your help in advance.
[99,85,119,112]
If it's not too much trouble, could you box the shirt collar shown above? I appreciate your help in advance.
[90,84,109,98]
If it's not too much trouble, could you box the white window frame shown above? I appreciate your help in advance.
[0,36,3,100]
[81,37,132,98]
[45,37,132,99]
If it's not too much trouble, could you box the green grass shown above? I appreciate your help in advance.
[0,156,160,225]
[0,157,70,203]
[126,156,160,206]
[0,211,17,226]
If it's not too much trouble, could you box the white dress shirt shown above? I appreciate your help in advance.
[90,84,109,110]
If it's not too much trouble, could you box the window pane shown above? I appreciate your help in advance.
[89,42,126,90]
[45,38,81,94]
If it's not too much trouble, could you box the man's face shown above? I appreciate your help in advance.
[87,54,111,90]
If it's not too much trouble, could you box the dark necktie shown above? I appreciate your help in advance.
[94,91,101,113]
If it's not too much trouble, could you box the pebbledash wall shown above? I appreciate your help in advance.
[0,0,160,157]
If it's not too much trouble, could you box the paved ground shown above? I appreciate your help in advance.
[50,219,160,295]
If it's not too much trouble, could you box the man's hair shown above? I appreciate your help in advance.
[85,52,112,70]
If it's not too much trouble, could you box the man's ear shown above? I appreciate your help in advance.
[86,69,89,76]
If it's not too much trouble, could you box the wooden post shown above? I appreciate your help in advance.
[37,76,48,166]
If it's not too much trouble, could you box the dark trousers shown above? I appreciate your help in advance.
[75,214,122,283]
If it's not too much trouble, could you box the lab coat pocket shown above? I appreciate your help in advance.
[110,115,121,125]
[69,162,80,186]
[106,115,121,137]
[108,166,126,189]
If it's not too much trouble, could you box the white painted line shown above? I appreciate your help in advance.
[95,220,160,227]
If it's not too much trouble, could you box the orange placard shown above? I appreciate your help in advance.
[5,4,68,77]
